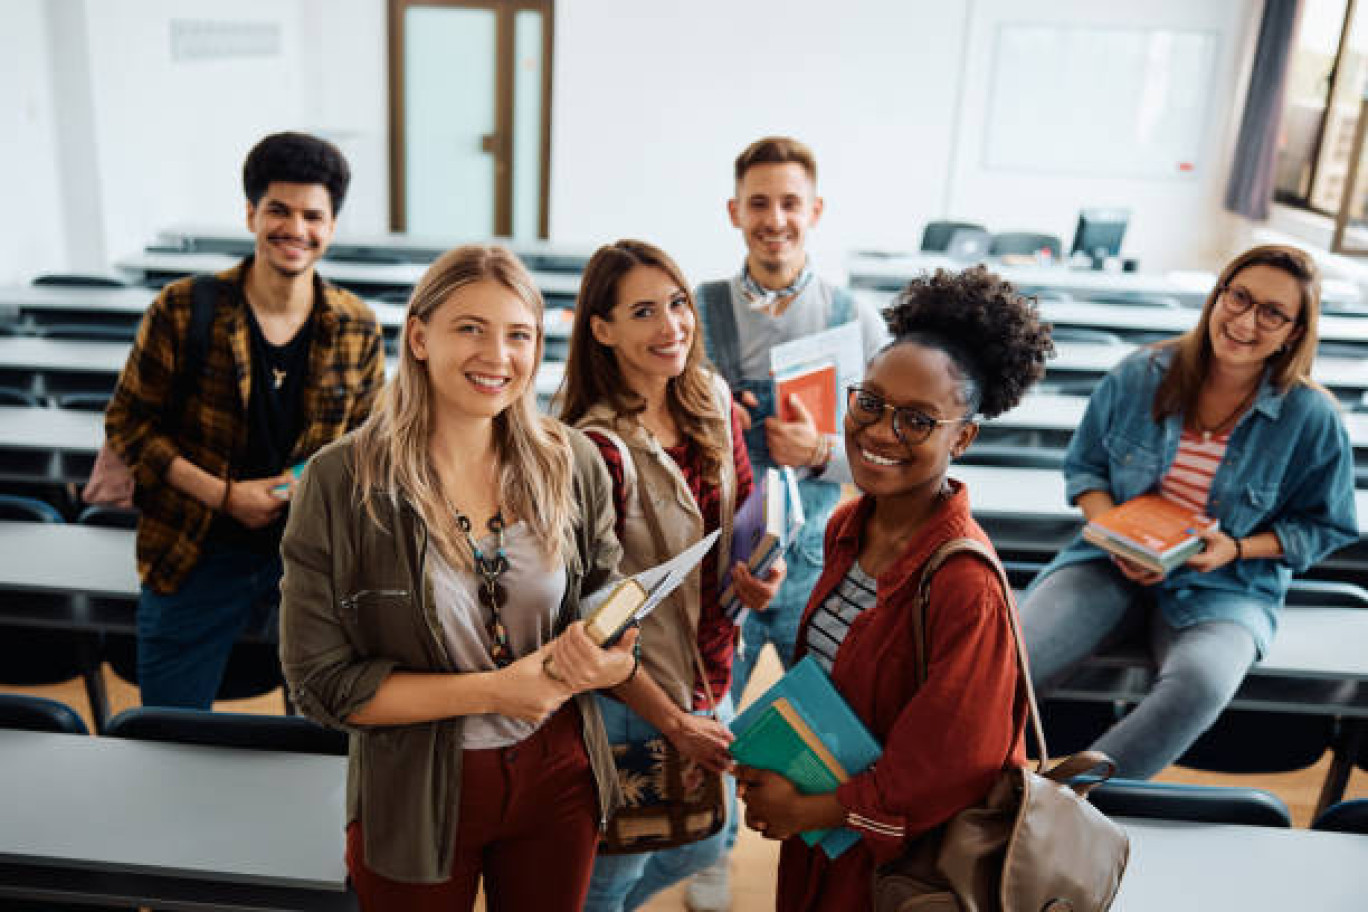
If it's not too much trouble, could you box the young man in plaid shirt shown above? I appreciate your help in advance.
[106,132,386,709]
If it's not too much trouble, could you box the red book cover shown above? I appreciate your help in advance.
[776,362,838,435]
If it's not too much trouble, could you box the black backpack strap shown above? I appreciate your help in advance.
[166,275,224,429]
[697,280,741,386]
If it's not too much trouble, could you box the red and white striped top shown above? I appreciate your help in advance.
[1159,429,1229,513]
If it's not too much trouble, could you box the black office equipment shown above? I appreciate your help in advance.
[1071,208,1131,268]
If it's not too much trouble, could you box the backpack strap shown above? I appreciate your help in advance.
[580,424,637,505]
[910,537,1050,772]
[165,275,224,432]
[697,280,741,387]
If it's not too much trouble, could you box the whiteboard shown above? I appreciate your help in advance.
[983,24,1218,179]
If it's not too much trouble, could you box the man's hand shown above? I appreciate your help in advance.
[734,391,759,432]
[764,395,822,468]
[731,557,786,613]
[223,473,293,529]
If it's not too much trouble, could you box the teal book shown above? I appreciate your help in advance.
[730,656,882,858]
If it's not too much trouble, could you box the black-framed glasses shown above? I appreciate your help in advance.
[846,386,971,445]
[1219,284,1297,331]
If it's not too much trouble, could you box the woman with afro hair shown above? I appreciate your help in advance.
[734,267,1053,911]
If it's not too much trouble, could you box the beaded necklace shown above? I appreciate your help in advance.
[450,507,512,667]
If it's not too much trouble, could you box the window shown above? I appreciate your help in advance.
[1274,0,1368,254]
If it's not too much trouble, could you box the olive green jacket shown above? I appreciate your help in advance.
[279,427,624,883]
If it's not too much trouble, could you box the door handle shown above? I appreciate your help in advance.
[480,132,500,155]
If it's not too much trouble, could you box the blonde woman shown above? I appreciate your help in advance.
[280,245,637,910]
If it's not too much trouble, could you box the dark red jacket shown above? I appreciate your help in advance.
[778,482,1027,912]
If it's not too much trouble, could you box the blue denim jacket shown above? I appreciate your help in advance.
[1038,346,1358,653]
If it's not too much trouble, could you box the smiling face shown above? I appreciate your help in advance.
[1207,263,1304,372]
[407,279,539,423]
[728,162,823,286]
[245,181,336,279]
[845,343,978,506]
[588,265,695,395]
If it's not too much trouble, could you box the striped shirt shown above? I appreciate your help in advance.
[1159,429,1229,513]
[804,562,878,673]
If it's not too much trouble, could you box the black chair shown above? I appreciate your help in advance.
[75,504,138,529]
[105,707,346,755]
[0,693,89,734]
[921,220,986,253]
[1312,799,1368,834]
[32,274,128,289]
[55,391,112,413]
[990,232,1063,259]
[0,496,110,729]
[39,323,139,344]
[0,387,40,407]
[1039,699,1126,756]
[1089,779,1292,827]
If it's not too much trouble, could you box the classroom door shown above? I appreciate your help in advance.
[389,0,552,239]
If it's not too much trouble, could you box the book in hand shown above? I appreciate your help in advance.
[1081,493,1215,574]
[583,529,721,648]
[730,655,882,859]
[720,467,805,625]
[775,361,839,434]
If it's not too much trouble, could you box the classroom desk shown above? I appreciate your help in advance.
[154,223,593,273]
[118,252,582,299]
[847,251,1367,313]
[0,729,354,911]
[0,336,568,401]
[0,285,575,342]
[0,521,138,600]
[1112,818,1368,911]
[0,405,102,483]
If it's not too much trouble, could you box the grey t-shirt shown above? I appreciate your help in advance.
[429,521,566,748]
[721,274,889,485]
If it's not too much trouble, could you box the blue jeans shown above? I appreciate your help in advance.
[136,546,283,709]
[1020,560,1257,779]
[584,693,737,912]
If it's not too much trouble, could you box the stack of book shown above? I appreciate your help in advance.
[1081,492,1212,574]
[720,467,804,624]
[729,656,882,858]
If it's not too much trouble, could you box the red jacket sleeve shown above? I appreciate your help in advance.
[835,559,1024,865]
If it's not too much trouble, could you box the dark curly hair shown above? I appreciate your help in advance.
[242,132,350,215]
[882,267,1053,419]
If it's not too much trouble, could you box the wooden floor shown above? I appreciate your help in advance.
[5,646,1365,912]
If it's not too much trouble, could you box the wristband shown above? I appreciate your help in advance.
[1233,536,1244,561]
[218,479,233,512]
[621,636,642,686]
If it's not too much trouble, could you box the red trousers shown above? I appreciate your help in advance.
[345,702,601,911]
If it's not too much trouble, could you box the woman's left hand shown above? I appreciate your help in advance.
[732,557,787,613]
[1185,525,1238,573]
[545,621,639,693]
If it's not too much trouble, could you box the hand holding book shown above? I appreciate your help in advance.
[541,621,640,694]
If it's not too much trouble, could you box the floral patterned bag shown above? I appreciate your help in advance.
[598,731,726,854]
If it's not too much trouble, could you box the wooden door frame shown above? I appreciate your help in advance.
[388,0,554,237]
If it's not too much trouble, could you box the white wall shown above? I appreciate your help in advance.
[0,1,66,284]
[10,0,1260,282]
[944,0,1257,272]
[549,0,968,282]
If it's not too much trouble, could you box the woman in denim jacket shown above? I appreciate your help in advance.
[1020,245,1358,778]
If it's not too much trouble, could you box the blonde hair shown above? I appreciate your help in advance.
[1153,244,1323,422]
[559,239,727,480]
[351,244,573,568]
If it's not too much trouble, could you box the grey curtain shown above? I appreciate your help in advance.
[1225,0,1302,220]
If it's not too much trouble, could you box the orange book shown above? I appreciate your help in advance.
[1082,493,1214,573]
[776,362,838,435]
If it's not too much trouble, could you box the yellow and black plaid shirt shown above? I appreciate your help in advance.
[106,260,386,593]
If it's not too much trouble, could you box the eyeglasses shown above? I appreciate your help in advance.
[1219,285,1297,331]
[846,386,971,445]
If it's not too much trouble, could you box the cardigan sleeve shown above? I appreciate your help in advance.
[834,559,1024,865]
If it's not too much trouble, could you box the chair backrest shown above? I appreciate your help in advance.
[32,274,128,288]
[0,386,41,407]
[1312,798,1368,834]
[105,707,347,755]
[0,494,65,523]
[990,232,1063,259]
[1089,779,1292,827]
[77,504,139,529]
[921,220,986,253]
[56,391,113,413]
[0,693,89,734]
